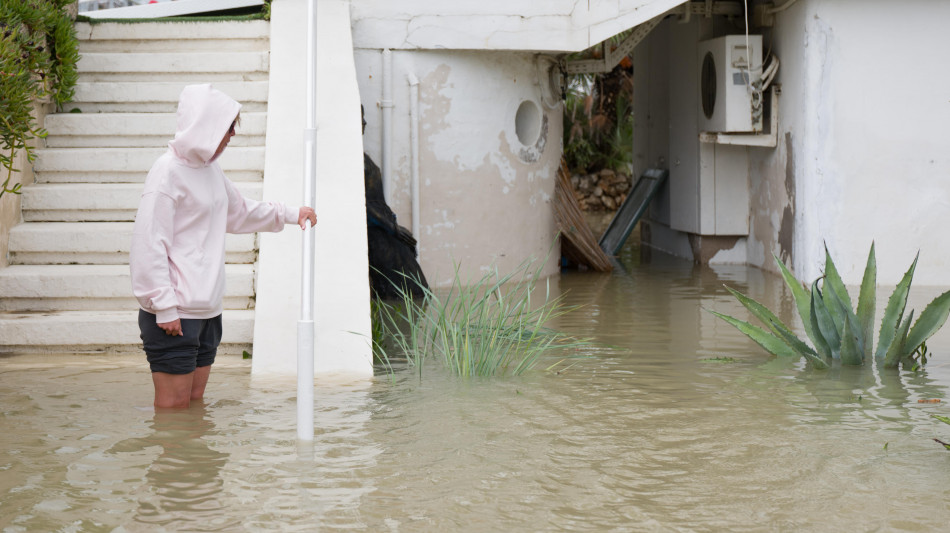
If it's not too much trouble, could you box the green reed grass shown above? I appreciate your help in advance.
[372,261,589,377]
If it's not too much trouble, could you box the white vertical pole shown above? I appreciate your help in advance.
[407,73,420,243]
[297,0,318,442]
[381,49,393,205]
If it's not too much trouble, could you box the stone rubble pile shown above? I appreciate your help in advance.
[570,168,632,211]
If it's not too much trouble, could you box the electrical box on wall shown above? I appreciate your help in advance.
[698,35,762,133]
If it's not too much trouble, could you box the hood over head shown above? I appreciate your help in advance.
[168,84,241,168]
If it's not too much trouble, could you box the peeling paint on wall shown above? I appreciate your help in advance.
[358,50,561,286]
[776,132,796,265]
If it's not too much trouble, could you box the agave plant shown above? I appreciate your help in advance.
[710,244,950,369]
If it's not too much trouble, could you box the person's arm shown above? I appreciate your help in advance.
[130,191,180,327]
[223,178,314,232]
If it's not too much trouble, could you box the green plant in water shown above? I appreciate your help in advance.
[372,261,589,377]
[1,0,79,200]
[709,244,950,370]
[931,414,950,450]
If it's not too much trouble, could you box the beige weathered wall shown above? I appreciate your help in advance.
[0,103,48,268]
[356,49,562,286]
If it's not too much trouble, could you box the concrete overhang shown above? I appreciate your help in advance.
[350,0,689,52]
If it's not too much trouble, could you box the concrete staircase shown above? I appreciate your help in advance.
[0,20,270,355]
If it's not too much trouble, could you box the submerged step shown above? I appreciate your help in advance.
[8,222,257,265]
[0,309,254,354]
[0,264,256,312]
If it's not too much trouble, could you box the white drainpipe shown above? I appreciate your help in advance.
[381,49,394,205]
[297,0,317,442]
[407,73,421,247]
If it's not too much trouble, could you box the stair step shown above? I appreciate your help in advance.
[34,169,263,185]
[21,182,262,222]
[77,51,269,75]
[75,20,269,43]
[0,309,254,355]
[8,222,257,265]
[0,264,255,312]
[77,22,268,54]
[44,112,266,148]
[66,81,268,113]
[33,147,263,174]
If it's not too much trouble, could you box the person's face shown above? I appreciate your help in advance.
[214,118,237,158]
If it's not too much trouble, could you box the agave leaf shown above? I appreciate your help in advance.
[768,319,830,369]
[707,310,799,358]
[824,243,855,310]
[723,285,805,340]
[826,279,865,358]
[822,244,862,344]
[901,290,950,359]
[932,414,950,426]
[839,316,864,366]
[774,254,816,336]
[821,282,846,334]
[811,280,841,358]
[876,252,918,359]
[856,243,877,361]
[805,291,833,361]
[883,310,914,368]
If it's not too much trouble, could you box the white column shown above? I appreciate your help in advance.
[254,0,372,377]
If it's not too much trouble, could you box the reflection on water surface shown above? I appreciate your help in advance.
[3,244,950,531]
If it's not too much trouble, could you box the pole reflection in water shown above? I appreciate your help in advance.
[245,374,380,528]
[108,402,235,531]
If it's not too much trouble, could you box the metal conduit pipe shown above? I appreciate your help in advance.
[297,0,317,442]
[407,73,421,247]
[381,49,394,204]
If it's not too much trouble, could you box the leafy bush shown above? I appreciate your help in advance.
[1,0,79,199]
[710,244,950,370]
[563,60,634,175]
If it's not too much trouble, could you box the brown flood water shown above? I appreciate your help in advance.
[3,240,950,531]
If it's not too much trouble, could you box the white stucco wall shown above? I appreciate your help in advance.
[750,0,950,286]
[635,1,950,286]
[355,49,563,286]
[350,0,686,52]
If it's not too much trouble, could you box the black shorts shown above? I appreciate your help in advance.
[138,310,223,374]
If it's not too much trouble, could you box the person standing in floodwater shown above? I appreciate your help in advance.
[130,84,316,409]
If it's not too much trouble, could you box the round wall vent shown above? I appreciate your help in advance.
[515,100,542,147]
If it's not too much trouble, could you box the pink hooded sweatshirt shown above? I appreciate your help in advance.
[131,84,298,323]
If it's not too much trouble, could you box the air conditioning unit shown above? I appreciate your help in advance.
[698,35,763,133]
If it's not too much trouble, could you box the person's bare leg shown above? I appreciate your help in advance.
[153,371,195,408]
[190,365,212,401]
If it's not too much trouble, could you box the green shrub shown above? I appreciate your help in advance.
[710,244,950,370]
[563,64,634,175]
[1,0,79,199]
